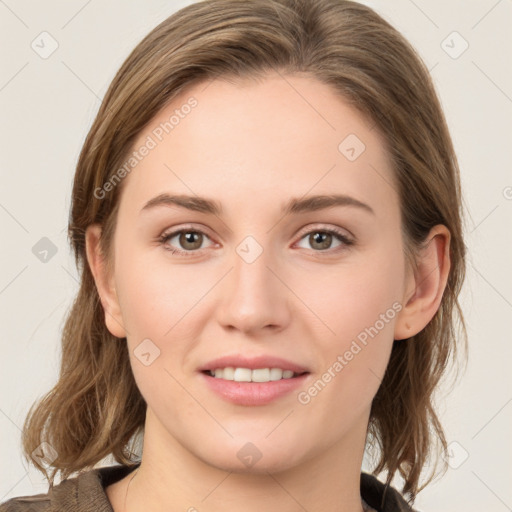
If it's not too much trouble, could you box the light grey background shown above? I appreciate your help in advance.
[1,1,511,510]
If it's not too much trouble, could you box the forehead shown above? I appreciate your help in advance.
[119,72,399,222]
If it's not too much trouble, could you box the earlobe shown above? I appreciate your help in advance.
[85,224,127,339]
[394,225,451,341]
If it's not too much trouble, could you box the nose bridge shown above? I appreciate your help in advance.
[216,234,290,333]
[233,237,272,294]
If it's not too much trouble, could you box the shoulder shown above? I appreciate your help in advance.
[0,464,139,512]
[361,472,421,512]
[0,493,50,512]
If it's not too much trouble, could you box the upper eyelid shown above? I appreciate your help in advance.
[160,224,216,242]
[160,223,353,246]
[295,223,353,239]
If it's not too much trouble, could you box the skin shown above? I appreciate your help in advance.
[86,72,451,512]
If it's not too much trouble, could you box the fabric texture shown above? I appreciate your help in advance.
[0,463,418,511]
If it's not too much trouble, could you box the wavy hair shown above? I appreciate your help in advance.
[21,0,468,507]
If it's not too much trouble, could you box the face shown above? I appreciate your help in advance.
[93,73,416,473]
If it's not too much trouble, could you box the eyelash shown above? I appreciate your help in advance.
[158,225,355,257]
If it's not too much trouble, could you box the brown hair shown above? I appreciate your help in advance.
[21,0,468,506]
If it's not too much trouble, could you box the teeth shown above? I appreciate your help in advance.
[209,367,299,382]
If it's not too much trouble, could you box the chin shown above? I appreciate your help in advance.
[194,435,309,475]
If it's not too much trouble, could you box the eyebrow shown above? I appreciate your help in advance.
[140,193,375,216]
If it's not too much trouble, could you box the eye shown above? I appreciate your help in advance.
[159,227,214,256]
[158,225,354,257]
[295,227,354,253]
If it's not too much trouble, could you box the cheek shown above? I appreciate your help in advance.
[294,247,404,394]
[114,241,209,339]
[113,242,218,396]
[113,252,202,405]
[295,249,404,343]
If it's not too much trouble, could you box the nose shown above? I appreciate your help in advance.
[215,241,291,335]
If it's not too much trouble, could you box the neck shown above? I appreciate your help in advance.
[121,408,369,512]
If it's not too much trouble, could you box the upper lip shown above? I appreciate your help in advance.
[198,355,309,374]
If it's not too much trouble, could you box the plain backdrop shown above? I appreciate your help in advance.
[1,1,511,511]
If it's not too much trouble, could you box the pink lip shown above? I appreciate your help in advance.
[199,372,310,406]
[197,355,309,374]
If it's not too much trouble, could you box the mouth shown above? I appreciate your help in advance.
[199,367,311,406]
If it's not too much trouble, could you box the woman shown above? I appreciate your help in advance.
[0,0,467,511]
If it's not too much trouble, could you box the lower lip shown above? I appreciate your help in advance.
[199,371,310,406]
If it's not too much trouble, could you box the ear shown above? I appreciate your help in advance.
[394,224,451,341]
[85,224,127,339]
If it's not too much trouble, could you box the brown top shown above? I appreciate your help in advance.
[0,463,418,512]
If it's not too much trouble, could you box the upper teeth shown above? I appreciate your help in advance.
[208,367,298,382]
